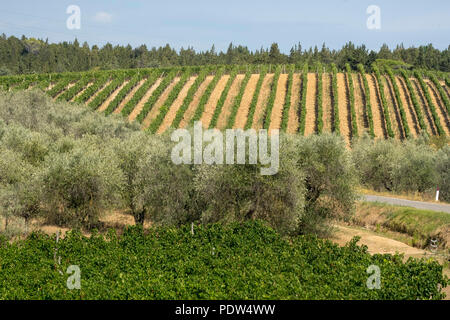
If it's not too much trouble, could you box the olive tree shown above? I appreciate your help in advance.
[194,134,305,236]
[40,137,124,229]
[294,134,359,236]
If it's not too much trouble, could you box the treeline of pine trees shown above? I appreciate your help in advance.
[1,33,450,75]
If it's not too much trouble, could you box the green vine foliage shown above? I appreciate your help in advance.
[0,221,446,299]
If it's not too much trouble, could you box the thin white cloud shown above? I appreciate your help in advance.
[93,12,113,23]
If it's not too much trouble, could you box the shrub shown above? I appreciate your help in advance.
[436,146,450,202]
[353,135,438,193]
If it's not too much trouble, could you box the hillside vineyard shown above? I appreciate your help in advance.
[1,64,449,144]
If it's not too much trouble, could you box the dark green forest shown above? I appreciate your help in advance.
[0,34,449,75]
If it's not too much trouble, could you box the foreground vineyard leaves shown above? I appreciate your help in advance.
[0,221,447,300]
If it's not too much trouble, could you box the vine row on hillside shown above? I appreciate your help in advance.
[298,63,308,135]
[373,64,394,138]
[414,70,445,136]
[171,68,209,129]
[331,64,340,134]
[209,67,238,129]
[316,63,323,134]
[427,71,450,115]
[73,75,110,104]
[190,67,225,125]
[226,66,253,129]
[244,66,267,130]
[357,64,375,137]
[346,63,358,139]
[135,70,178,124]
[148,69,194,133]
[385,66,410,138]
[262,66,281,130]
[280,65,295,132]
[120,71,161,117]
[399,69,426,134]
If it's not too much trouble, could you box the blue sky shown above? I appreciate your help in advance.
[0,0,449,53]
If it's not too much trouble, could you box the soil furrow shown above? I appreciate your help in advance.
[113,79,147,115]
[383,75,404,140]
[337,73,351,143]
[287,73,301,134]
[179,75,214,128]
[157,76,197,133]
[411,78,437,135]
[268,73,288,132]
[251,74,274,130]
[128,78,163,122]
[98,81,129,112]
[396,76,419,137]
[353,73,368,134]
[304,73,317,136]
[142,77,181,129]
[233,74,260,129]
[200,75,230,129]
[367,74,386,139]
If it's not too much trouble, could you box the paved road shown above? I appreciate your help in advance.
[362,195,450,214]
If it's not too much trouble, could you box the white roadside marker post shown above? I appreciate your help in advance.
[436,186,440,202]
